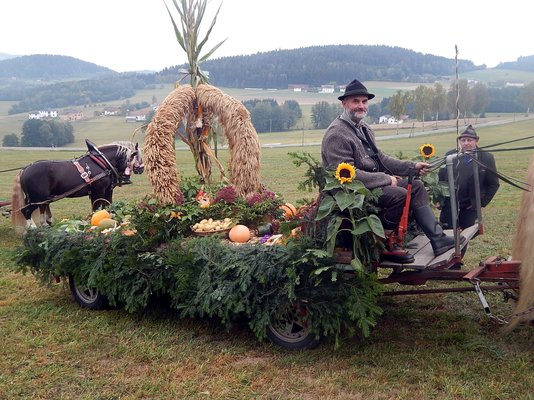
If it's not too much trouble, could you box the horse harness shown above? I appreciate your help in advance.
[72,152,124,192]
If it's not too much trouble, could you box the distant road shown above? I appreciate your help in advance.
[1,115,531,151]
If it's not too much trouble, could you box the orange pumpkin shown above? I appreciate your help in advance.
[91,209,111,226]
[229,225,251,243]
[279,203,297,220]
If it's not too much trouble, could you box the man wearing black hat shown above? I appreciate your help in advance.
[437,125,499,229]
[321,79,458,257]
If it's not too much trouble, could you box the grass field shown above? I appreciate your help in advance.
[0,117,533,399]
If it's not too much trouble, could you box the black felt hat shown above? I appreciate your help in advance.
[338,79,375,100]
[459,125,479,139]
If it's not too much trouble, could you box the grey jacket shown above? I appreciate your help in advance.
[321,116,415,189]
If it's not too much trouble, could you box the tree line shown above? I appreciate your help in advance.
[159,44,482,88]
[370,80,534,125]
[247,79,534,133]
[6,79,534,148]
[3,119,74,147]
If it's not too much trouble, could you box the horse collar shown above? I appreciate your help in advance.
[89,154,109,170]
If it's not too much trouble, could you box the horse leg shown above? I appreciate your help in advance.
[38,205,48,225]
[26,206,38,228]
[44,204,53,225]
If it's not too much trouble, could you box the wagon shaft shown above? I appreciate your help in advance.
[464,256,521,283]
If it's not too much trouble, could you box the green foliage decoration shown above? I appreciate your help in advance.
[314,163,384,272]
[11,168,385,347]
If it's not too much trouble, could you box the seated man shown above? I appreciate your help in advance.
[437,125,499,230]
[321,79,457,257]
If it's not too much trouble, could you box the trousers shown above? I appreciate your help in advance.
[439,200,477,229]
[377,179,428,230]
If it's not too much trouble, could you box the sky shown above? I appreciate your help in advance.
[1,0,532,73]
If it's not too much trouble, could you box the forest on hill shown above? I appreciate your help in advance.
[158,45,483,88]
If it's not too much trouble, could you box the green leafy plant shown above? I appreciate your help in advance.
[288,152,328,192]
[314,162,384,271]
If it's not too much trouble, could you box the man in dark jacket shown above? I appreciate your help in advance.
[321,79,457,257]
[437,125,499,229]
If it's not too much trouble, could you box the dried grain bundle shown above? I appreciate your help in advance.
[196,84,262,196]
[509,156,534,328]
[144,85,195,204]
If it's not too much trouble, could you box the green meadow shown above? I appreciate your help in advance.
[1,112,533,398]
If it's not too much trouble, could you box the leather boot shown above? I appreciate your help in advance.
[413,205,461,256]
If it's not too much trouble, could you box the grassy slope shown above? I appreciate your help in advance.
[1,117,533,399]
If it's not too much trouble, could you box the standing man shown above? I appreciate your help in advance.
[437,125,499,229]
[321,79,457,256]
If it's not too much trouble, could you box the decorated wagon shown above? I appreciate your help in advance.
[9,1,533,350]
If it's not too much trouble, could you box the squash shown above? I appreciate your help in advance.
[279,203,297,220]
[229,225,251,243]
[91,209,111,226]
[97,218,117,229]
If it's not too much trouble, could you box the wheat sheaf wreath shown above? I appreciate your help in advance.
[144,84,262,205]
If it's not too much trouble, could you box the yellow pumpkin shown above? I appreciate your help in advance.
[91,209,111,226]
[229,225,251,243]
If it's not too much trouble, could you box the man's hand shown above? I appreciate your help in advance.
[415,162,431,176]
[390,175,398,186]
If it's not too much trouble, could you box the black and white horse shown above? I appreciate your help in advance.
[11,140,144,231]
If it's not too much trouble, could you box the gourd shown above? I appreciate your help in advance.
[91,209,111,226]
[279,203,297,220]
[229,225,251,243]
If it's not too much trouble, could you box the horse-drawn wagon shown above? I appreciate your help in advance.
[10,84,533,350]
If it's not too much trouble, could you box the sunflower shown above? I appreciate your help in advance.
[335,162,356,184]
[419,144,436,159]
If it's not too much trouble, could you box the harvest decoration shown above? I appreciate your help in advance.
[335,162,356,184]
[419,143,436,159]
[90,209,111,226]
[12,175,384,346]
[315,163,385,271]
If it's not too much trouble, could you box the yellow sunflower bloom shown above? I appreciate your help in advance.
[335,162,356,184]
[419,144,435,159]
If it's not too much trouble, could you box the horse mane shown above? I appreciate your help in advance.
[98,142,133,161]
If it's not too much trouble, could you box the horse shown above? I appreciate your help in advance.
[11,140,144,232]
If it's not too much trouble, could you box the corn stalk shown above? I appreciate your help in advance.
[164,0,227,183]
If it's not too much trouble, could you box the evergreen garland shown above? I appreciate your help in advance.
[12,223,382,346]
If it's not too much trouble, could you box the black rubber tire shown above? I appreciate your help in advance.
[68,275,107,310]
[266,302,321,350]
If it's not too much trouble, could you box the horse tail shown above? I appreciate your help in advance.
[509,155,534,328]
[11,170,27,235]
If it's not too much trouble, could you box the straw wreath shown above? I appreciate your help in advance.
[144,83,262,204]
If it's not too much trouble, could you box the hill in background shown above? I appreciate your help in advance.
[0,54,116,80]
[3,45,534,87]
[0,52,18,62]
[159,44,484,88]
